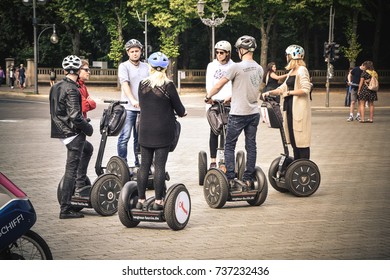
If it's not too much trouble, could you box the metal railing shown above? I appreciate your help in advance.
[37,67,390,86]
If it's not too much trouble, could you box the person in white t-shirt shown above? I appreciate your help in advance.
[205,40,234,168]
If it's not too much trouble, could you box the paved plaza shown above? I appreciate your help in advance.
[0,85,390,260]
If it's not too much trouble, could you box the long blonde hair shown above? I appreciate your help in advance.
[143,66,171,88]
[285,59,306,71]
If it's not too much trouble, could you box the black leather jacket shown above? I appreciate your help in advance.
[49,77,93,138]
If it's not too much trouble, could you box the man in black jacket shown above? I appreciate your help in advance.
[50,55,93,219]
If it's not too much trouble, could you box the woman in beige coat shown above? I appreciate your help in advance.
[262,44,312,160]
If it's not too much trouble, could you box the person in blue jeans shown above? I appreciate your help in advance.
[205,35,263,191]
[117,39,149,166]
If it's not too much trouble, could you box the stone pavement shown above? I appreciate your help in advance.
[0,84,390,260]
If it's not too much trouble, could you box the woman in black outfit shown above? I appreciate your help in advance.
[136,52,187,210]
[262,62,288,103]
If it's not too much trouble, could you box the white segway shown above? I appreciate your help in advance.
[118,181,191,231]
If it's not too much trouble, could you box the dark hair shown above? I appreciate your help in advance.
[263,62,276,83]
[362,60,374,70]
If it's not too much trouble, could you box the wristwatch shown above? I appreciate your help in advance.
[204,95,211,102]
[287,91,290,96]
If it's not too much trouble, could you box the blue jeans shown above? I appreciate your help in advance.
[117,110,139,166]
[225,113,260,181]
[61,133,86,212]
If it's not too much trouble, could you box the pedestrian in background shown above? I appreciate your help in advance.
[49,55,93,219]
[358,60,378,123]
[18,64,26,90]
[8,64,15,89]
[206,35,263,191]
[205,40,234,169]
[49,67,57,87]
[347,64,365,121]
[344,67,353,107]
[136,52,187,210]
[0,66,5,86]
[262,62,288,104]
[117,39,149,167]
[262,44,312,160]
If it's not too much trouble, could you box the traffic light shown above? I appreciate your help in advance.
[330,43,340,61]
[323,42,332,60]
[327,63,334,79]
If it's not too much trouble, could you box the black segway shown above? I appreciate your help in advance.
[261,96,321,197]
[199,100,245,185]
[57,100,127,216]
[104,114,169,190]
[118,181,191,231]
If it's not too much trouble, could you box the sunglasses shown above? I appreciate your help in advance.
[216,51,226,55]
[81,68,90,72]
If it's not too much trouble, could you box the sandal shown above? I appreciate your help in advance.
[359,120,366,123]
[367,119,373,123]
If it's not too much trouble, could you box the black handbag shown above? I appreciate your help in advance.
[170,119,181,152]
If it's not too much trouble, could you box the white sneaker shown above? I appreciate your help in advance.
[355,115,361,121]
[347,116,353,122]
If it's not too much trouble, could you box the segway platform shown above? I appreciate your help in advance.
[118,181,191,231]
[203,163,268,209]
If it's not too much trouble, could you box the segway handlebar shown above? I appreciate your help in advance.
[103,100,128,104]
[264,95,278,102]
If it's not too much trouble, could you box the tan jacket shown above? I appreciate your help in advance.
[277,66,312,147]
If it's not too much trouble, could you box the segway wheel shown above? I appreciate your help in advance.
[203,169,228,208]
[198,151,207,185]
[235,150,245,180]
[106,156,130,185]
[118,181,140,228]
[247,167,268,206]
[268,156,293,193]
[90,173,122,216]
[285,159,321,197]
[57,176,91,212]
[164,184,191,231]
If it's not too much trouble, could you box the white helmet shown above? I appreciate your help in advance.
[214,40,231,52]
[62,55,81,73]
[285,45,305,60]
[125,39,143,51]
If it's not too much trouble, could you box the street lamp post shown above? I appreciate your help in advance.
[22,0,49,94]
[37,24,59,63]
[197,0,230,60]
[136,11,148,60]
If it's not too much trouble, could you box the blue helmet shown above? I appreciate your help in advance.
[148,52,169,70]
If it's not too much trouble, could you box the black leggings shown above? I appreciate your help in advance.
[209,129,219,158]
[137,145,170,200]
[286,111,310,160]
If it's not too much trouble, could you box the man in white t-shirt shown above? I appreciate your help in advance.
[117,39,149,166]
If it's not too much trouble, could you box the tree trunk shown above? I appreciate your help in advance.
[372,0,382,68]
[72,29,81,55]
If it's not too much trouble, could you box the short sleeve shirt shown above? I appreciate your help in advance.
[118,60,149,111]
[224,60,263,115]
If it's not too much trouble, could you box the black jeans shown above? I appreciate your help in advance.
[60,133,89,212]
[137,145,170,201]
[75,140,93,189]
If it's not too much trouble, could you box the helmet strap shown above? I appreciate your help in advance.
[239,49,250,60]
